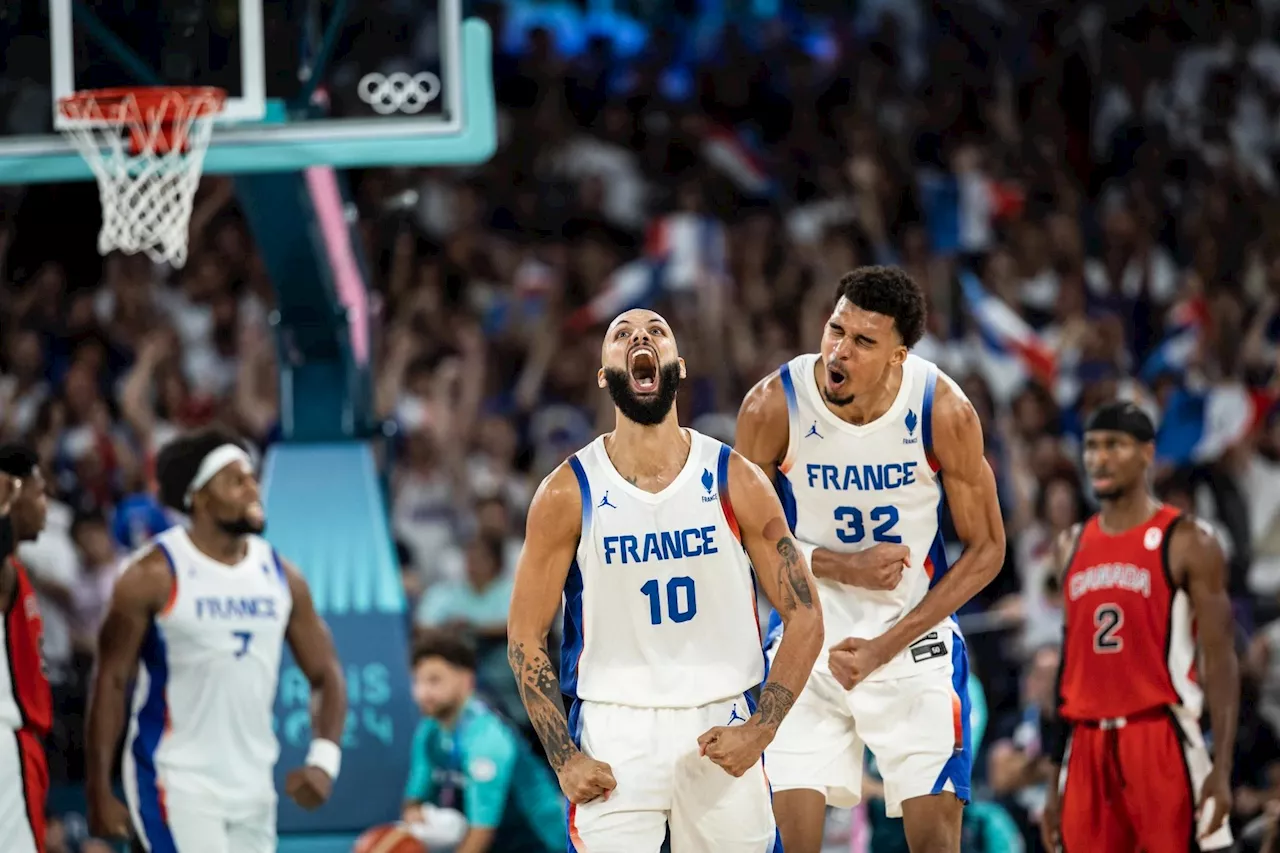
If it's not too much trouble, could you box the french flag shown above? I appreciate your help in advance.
[699,124,776,199]
[1140,297,1209,382]
[959,270,1057,385]
[1156,383,1256,466]
[563,256,669,334]
[645,213,728,295]
[919,169,1024,254]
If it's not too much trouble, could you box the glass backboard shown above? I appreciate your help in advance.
[0,0,494,183]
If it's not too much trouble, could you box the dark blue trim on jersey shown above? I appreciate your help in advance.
[773,476,798,534]
[567,455,591,534]
[778,363,799,416]
[562,456,590,702]
[763,609,783,652]
[154,543,177,576]
[716,443,733,501]
[921,366,939,460]
[132,623,178,853]
[560,559,585,698]
[930,637,973,805]
[270,547,288,587]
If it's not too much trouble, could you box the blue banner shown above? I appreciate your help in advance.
[272,613,419,833]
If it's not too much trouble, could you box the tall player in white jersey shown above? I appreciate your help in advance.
[85,429,348,853]
[507,309,823,852]
[736,267,1006,853]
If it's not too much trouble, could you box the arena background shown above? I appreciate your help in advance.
[3,0,1280,851]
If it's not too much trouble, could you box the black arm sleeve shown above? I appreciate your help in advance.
[0,515,12,564]
[1043,713,1070,765]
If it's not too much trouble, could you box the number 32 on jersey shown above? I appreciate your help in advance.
[833,505,902,544]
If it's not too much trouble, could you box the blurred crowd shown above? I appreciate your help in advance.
[7,0,1280,850]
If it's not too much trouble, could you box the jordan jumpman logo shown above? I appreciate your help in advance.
[806,421,823,439]
[598,491,617,509]
[727,704,747,725]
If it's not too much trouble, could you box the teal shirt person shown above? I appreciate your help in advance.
[405,696,566,853]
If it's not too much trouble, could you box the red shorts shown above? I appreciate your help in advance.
[0,728,47,853]
[1059,708,1231,853]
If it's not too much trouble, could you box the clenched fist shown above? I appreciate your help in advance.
[828,636,892,689]
[556,753,616,805]
[697,723,771,777]
[840,543,910,590]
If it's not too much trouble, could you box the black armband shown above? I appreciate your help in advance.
[0,515,12,564]
[1043,713,1070,765]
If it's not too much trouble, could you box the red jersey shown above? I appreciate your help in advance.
[1057,504,1201,722]
[0,558,52,736]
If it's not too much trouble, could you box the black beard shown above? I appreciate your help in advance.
[822,386,855,407]
[217,517,266,537]
[604,362,681,426]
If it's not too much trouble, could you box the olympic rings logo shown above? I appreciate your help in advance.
[356,72,442,115]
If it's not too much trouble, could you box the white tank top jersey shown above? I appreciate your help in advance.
[123,526,292,808]
[765,352,961,682]
[561,429,766,709]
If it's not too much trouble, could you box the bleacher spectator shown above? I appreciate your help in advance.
[3,1,1280,849]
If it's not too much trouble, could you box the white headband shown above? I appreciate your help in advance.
[184,444,252,508]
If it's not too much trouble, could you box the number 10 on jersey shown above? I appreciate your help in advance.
[641,577,697,625]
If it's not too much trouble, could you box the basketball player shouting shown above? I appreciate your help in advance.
[1040,402,1237,853]
[86,429,348,853]
[736,266,1006,853]
[507,309,823,852]
[0,446,53,853]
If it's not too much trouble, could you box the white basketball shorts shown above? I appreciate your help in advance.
[764,629,973,817]
[125,781,276,853]
[567,695,782,853]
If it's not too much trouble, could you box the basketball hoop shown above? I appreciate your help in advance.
[58,87,227,269]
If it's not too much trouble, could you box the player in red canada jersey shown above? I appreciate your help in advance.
[1040,403,1238,853]
[0,444,53,853]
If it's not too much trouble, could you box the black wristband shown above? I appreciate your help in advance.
[0,515,12,564]
[1043,713,1070,765]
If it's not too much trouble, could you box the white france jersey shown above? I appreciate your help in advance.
[766,353,958,682]
[561,430,765,709]
[123,526,292,815]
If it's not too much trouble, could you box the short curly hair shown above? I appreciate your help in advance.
[412,629,477,671]
[155,427,248,511]
[834,266,927,349]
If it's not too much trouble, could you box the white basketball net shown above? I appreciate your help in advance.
[58,89,224,269]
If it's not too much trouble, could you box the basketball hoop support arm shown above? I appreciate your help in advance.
[291,0,355,111]
[71,0,165,86]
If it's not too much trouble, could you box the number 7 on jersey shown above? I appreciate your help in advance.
[232,630,254,658]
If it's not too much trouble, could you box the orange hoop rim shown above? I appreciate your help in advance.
[57,86,228,123]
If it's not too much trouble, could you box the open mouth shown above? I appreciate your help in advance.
[826,363,847,389]
[629,347,659,393]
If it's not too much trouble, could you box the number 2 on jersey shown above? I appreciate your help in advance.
[641,577,697,625]
[833,505,902,544]
[232,630,254,659]
[1093,604,1123,653]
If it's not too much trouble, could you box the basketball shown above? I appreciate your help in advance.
[352,824,427,853]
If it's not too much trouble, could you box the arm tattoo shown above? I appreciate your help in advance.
[776,536,814,609]
[507,641,577,771]
[756,682,796,729]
